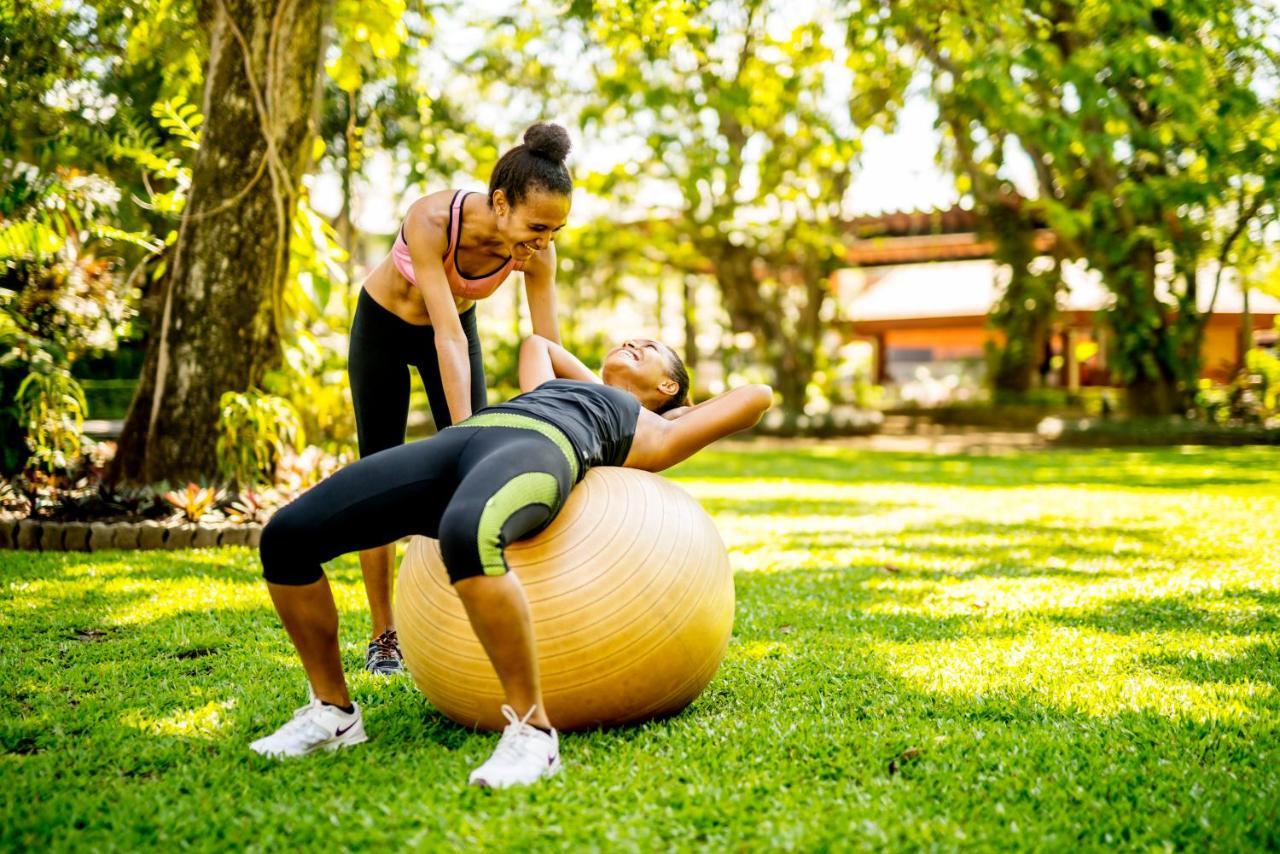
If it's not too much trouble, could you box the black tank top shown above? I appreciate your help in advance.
[486,380,641,475]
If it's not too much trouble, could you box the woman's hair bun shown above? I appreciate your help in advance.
[523,122,571,163]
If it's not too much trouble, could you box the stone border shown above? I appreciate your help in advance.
[0,519,262,552]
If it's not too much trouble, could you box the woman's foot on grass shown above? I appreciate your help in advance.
[250,699,367,758]
[469,705,561,789]
[365,628,406,675]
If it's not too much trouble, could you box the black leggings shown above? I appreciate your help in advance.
[260,418,576,586]
[348,288,486,457]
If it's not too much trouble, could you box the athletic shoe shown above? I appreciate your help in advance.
[249,698,367,758]
[365,628,406,675]
[468,705,561,789]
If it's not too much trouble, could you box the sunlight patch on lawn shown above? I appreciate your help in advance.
[735,640,792,660]
[105,578,263,625]
[874,626,1276,723]
[867,565,1276,619]
[123,698,237,739]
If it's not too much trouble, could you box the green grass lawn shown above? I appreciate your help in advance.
[3,444,1278,850]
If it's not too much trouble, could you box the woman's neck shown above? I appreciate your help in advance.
[459,193,506,254]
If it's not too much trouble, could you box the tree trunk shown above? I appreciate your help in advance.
[1102,245,1184,417]
[990,266,1055,396]
[682,275,699,375]
[1125,378,1179,417]
[110,0,330,485]
[702,238,826,414]
[1238,284,1252,372]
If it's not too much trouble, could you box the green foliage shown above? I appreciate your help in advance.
[13,368,89,475]
[153,94,203,151]
[575,1,879,409]
[1,0,203,243]
[1044,414,1280,447]
[1195,347,1280,427]
[465,0,905,411]
[873,0,1280,413]
[0,163,144,474]
[266,195,356,453]
[215,390,304,488]
[327,0,410,94]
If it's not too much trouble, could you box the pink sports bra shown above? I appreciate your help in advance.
[390,190,525,300]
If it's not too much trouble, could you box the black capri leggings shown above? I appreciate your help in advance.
[260,416,577,586]
[348,287,486,458]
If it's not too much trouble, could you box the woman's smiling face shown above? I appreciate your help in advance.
[494,188,570,259]
[602,339,681,410]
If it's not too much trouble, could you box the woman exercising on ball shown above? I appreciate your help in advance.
[350,123,572,676]
[251,334,772,788]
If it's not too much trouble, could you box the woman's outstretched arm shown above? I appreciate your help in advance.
[518,335,602,391]
[522,246,562,344]
[642,384,773,471]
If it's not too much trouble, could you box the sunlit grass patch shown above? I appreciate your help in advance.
[876,625,1276,723]
[123,699,239,739]
[2,444,1278,850]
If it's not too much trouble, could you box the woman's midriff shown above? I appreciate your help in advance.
[360,255,475,327]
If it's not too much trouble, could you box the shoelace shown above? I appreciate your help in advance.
[487,704,547,764]
[370,630,399,658]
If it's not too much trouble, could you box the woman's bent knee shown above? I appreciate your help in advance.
[259,508,325,586]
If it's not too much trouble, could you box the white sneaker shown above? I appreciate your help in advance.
[468,705,561,789]
[250,698,367,758]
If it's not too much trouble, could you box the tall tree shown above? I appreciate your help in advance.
[558,0,894,411]
[942,118,1059,396]
[111,0,330,483]
[864,0,1280,414]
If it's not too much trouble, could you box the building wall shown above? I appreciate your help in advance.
[862,314,1275,387]
[1201,315,1277,382]
[884,325,991,360]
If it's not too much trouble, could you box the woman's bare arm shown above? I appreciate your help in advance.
[642,384,773,471]
[522,245,562,344]
[518,335,602,391]
[404,205,475,423]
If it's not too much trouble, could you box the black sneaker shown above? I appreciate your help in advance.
[365,628,406,676]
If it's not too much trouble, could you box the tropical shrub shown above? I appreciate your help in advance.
[215,390,305,488]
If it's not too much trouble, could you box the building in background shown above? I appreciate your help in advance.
[833,209,1279,403]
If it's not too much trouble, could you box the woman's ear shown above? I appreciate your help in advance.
[657,377,679,397]
[491,189,509,217]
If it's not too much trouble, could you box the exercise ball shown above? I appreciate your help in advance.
[395,467,734,732]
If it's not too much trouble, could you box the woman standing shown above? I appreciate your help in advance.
[349,123,573,674]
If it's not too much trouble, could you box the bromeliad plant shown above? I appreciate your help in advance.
[162,482,225,524]
[223,487,277,525]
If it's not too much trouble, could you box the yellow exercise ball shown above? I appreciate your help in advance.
[395,467,735,732]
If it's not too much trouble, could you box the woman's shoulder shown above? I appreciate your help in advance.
[402,190,462,245]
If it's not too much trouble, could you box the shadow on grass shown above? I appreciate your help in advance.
[697,496,914,517]
[1140,641,1280,687]
[672,445,1280,490]
[758,517,1197,582]
[1049,594,1280,636]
